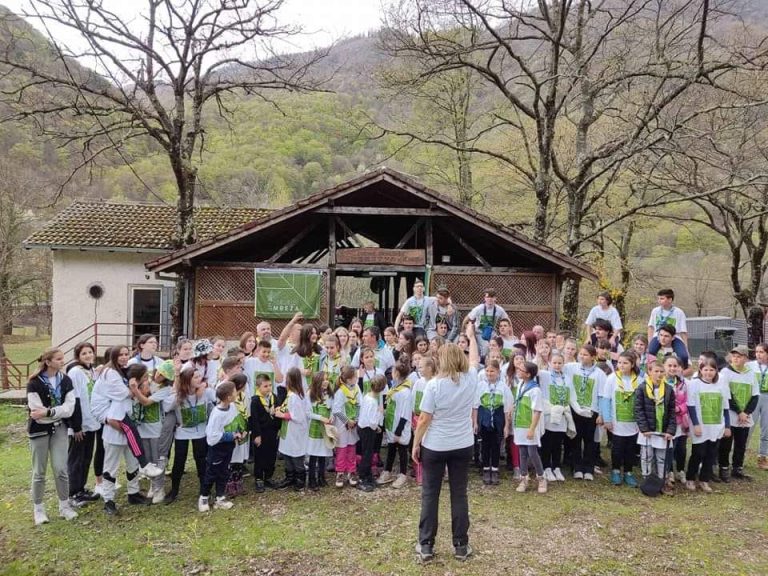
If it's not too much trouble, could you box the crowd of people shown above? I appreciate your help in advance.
[25,283,768,548]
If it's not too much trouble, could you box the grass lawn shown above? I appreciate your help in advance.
[2,337,52,366]
[1,403,767,576]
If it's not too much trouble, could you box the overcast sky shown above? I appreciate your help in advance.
[1,0,386,54]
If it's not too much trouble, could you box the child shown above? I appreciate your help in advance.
[718,345,759,482]
[127,334,163,374]
[633,335,649,376]
[647,289,689,360]
[199,381,242,512]
[357,375,387,492]
[534,340,552,372]
[27,348,79,525]
[599,352,640,487]
[513,362,546,493]
[377,358,413,488]
[243,339,284,398]
[634,360,676,491]
[307,372,334,491]
[133,360,175,504]
[205,336,227,387]
[411,356,435,486]
[564,345,606,480]
[67,342,102,506]
[595,338,616,372]
[585,291,623,345]
[320,334,345,386]
[541,352,569,483]
[749,343,768,470]
[187,340,214,385]
[497,318,518,360]
[384,326,398,351]
[165,365,216,504]
[249,374,280,492]
[504,353,526,479]
[648,325,690,372]
[663,355,689,486]
[562,338,578,364]
[473,359,512,485]
[686,357,731,492]
[225,373,250,497]
[332,366,362,488]
[274,367,309,491]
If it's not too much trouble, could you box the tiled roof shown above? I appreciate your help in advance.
[24,201,271,251]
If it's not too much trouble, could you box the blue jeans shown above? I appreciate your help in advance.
[647,336,689,369]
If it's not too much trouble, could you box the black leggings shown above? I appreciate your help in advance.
[572,412,597,474]
[540,430,566,469]
[610,433,637,473]
[719,427,749,469]
[480,428,501,469]
[386,443,408,475]
[687,440,718,482]
[171,437,208,495]
[93,426,104,477]
[308,456,327,481]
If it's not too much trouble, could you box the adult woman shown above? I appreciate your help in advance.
[412,322,480,562]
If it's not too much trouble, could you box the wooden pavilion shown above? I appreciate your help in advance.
[146,168,596,338]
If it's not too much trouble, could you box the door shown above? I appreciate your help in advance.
[130,286,162,345]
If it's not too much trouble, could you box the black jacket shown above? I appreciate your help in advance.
[249,390,284,438]
[26,373,80,438]
[634,382,676,436]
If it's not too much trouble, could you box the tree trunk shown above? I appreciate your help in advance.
[614,222,635,324]
[560,277,581,332]
[170,157,198,343]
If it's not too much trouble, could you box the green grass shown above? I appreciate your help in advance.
[3,337,51,366]
[1,403,767,576]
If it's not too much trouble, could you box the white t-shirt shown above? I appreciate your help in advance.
[601,373,640,437]
[466,304,509,341]
[351,346,395,374]
[512,382,544,446]
[719,365,759,428]
[277,392,309,458]
[585,305,623,331]
[747,361,768,395]
[173,389,216,440]
[563,362,605,414]
[358,393,383,430]
[648,306,688,336]
[686,377,730,444]
[400,295,432,327]
[542,370,569,433]
[243,357,279,397]
[420,368,478,451]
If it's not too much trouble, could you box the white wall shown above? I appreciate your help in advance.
[51,250,175,356]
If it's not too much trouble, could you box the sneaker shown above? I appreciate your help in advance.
[482,469,491,485]
[140,462,164,478]
[516,477,529,493]
[699,482,713,493]
[215,496,234,510]
[512,467,522,481]
[263,479,278,489]
[731,467,752,481]
[759,455,768,471]
[415,543,434,562]
[392,473,408,489]
[624,472,638,488]
[376,470,394,485]
[357,481,375,493]
[163,491,178,505]
[610,470,622,486]
[537,476,548,494]
[33,504,49,526]
[574,471,584,480]
[718,467,731,483]
[348,473,359,487]
[544,468,555,482]
[553,468,565,482]
[92,484,105,498]
[685,480,696,491]
[103,500,119,516]
[146,486,155,500]
[335,473,345,488]
[593,466,603,476]
[73,491,99,507]
[584,473,594,481]
[152,488,166,505]
[127,492,151,506]
[676,471,686,483]
[666,472,675,485]
[454,544,473,561]
[255,479,265,493]
[491,469,500,485]
[198,496,210,512]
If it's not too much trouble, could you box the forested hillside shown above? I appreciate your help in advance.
[0,1,766,330]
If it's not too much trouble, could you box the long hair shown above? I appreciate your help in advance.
[399,330,415,357]
[30,348,63,381]
[284,367,305,398]
[126,363,148,384]
[617,351,639,376]
[103,345,130,380]
[697,357,720,383]
[309,371,326,403]
[295,324,322,358]
[437,343,468,382]
[337,365,356,389]
[69,341,96,372]
[239,331,256,354]
[176,365,197,398]
[520,331,538,359]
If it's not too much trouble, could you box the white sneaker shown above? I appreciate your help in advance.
[152,488,165,505]
[215,496,234,510]
[574,471,584,480]
[198,496,210,512]
[58,499,78,521]
[93,484,105,497]
[140,463,164,479]
[584,473,594,481]
[553,468,565,482]
[676,471,686,484]
[392,473,408,489]
[146,487,155,499]
[543,468,555,481]
[376,470,394,485]
[33,504,49,526]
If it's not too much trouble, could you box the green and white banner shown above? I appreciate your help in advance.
[254,269,322,319]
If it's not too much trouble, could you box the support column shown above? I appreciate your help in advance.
[328,216,337,326]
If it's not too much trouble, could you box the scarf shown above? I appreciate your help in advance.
[386,378,412,400]
[645,375,666,432]
[339,383,359,406]
[255,389,273,411]
[40,372,63,406]
[617,372,639,401]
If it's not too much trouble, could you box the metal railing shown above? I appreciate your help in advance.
[1,322,174,390]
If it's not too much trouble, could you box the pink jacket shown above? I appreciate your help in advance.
[673,378,689,431]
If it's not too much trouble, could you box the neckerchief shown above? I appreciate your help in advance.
[339,383,359,406]
[757,363,768,392]
[387,378,412,400]
[645,375,666,404]
[655,306,675,330]
[40,372,63,406]
[550,371,568,406]
[324,354,341,377]
[617,372,639,402]
[255,388,273,411]
[516,378,539,403]
[578,364,596,400]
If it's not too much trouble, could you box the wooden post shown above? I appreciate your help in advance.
[328,216,337,326]
[393,275,402,325]
[425,217,434,266]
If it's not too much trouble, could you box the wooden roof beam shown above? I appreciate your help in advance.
[316,206,447,217]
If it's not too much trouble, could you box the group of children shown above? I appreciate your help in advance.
[25,287,768,525]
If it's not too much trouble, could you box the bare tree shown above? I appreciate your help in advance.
[0,0,326,339]
[380,0,768,330]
